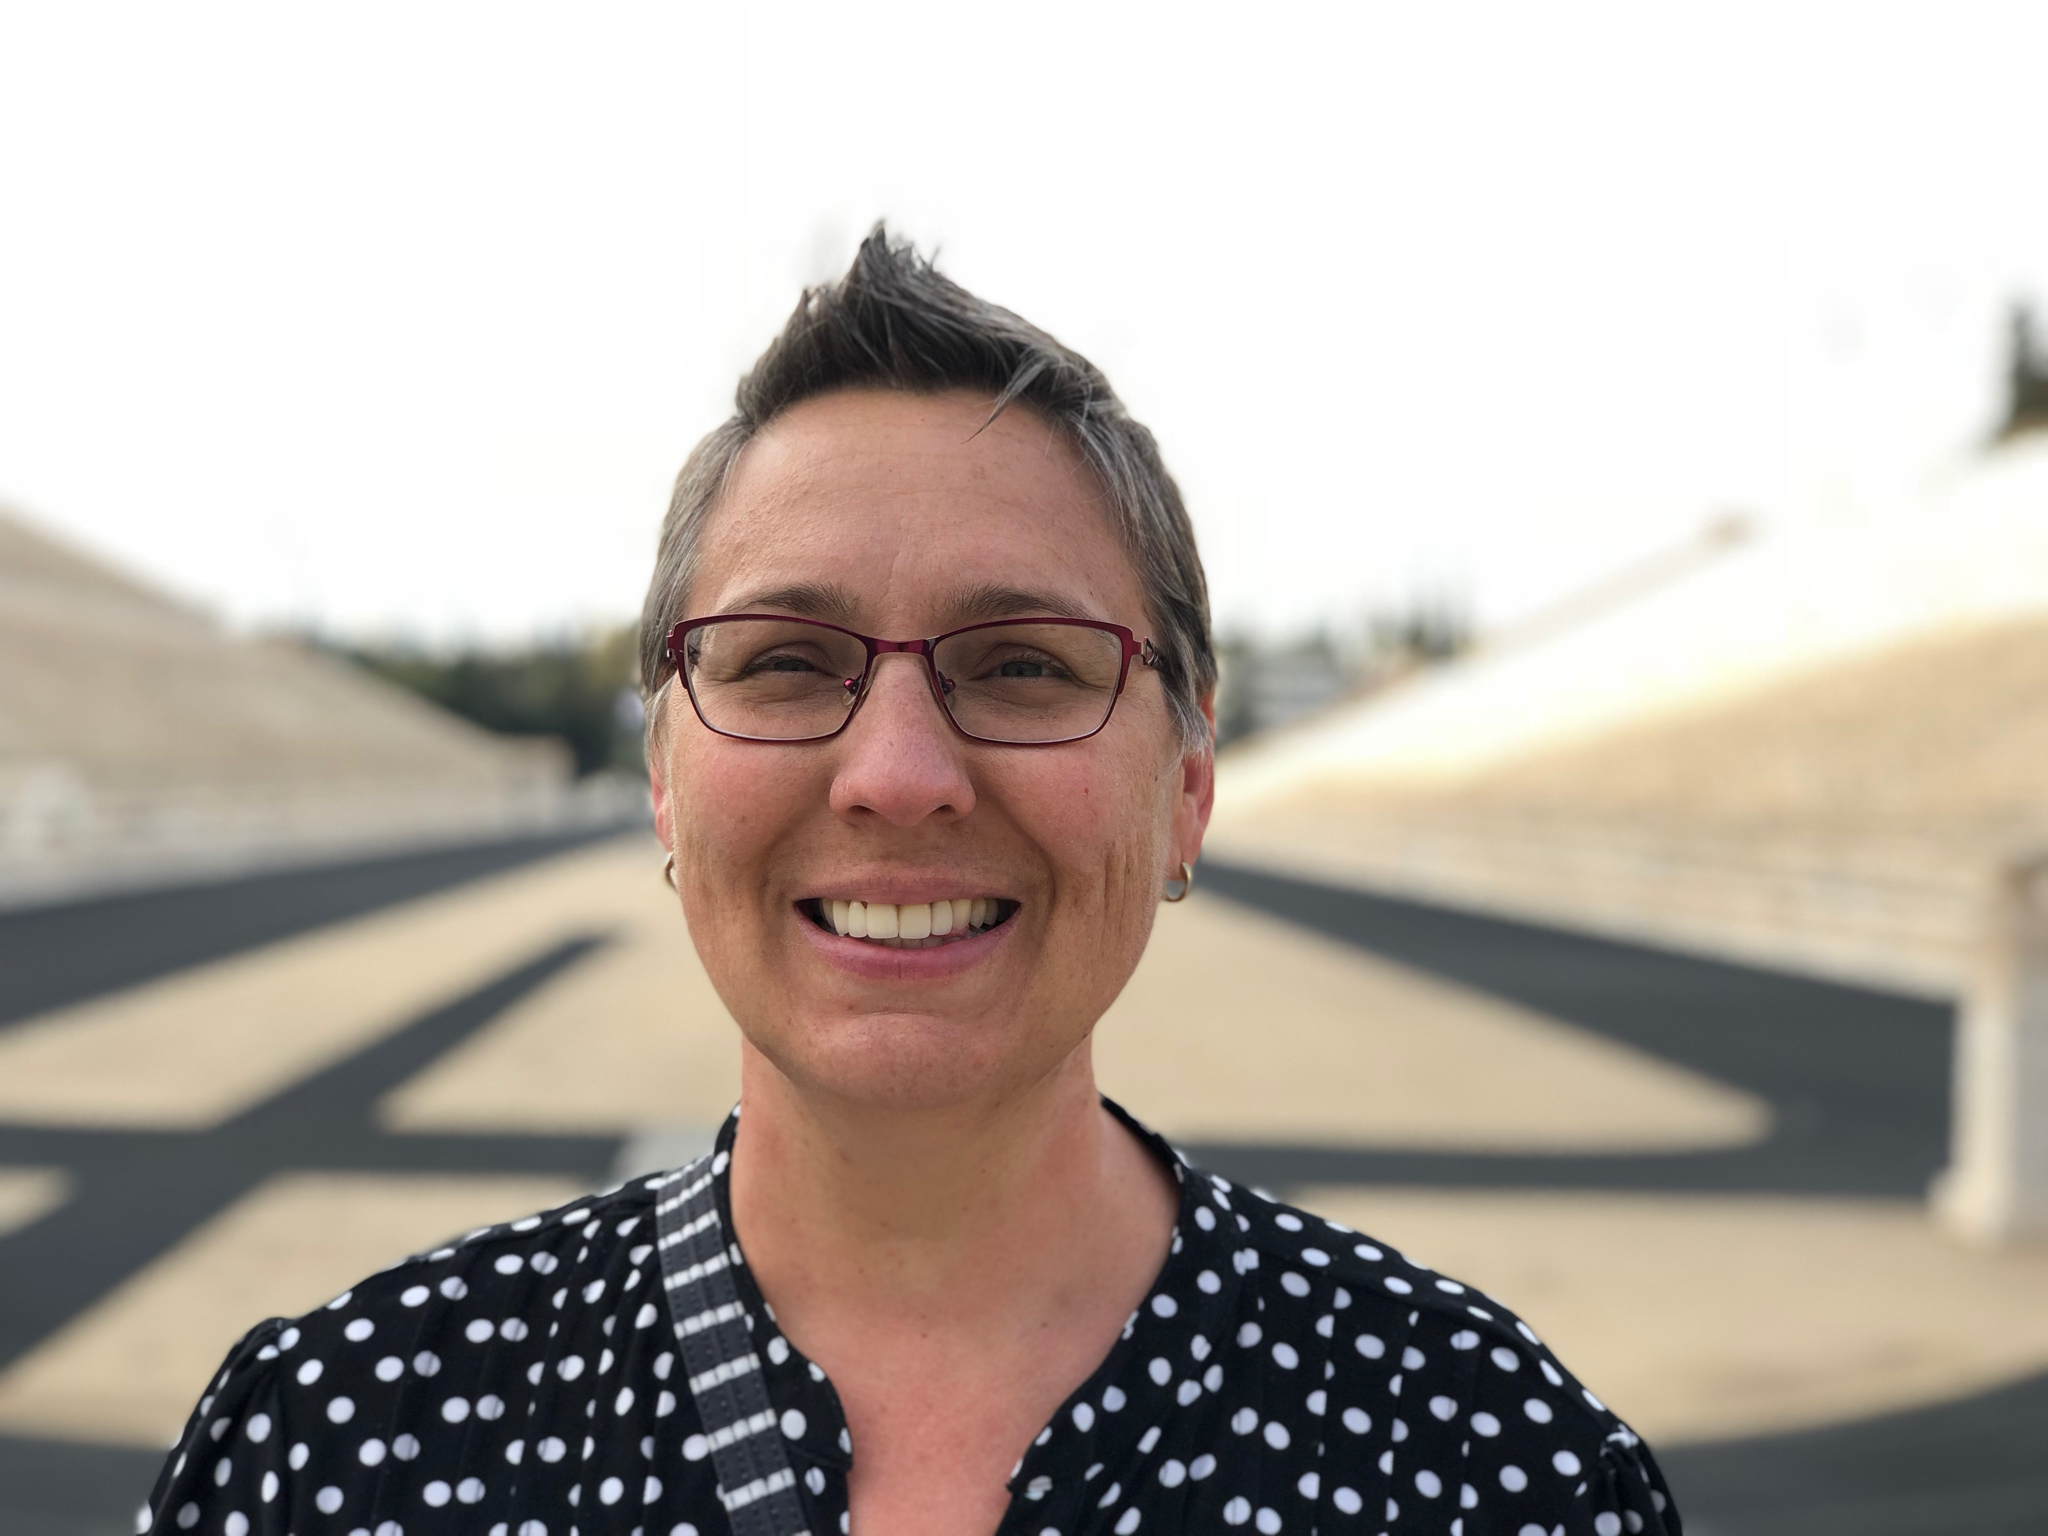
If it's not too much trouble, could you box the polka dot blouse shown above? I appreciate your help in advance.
[144,1101,1680,1536]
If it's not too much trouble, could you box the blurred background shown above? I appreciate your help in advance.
[5,3,2048,1531]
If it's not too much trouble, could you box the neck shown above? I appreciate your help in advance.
[728,1041,1175,1328]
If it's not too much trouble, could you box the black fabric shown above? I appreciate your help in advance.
[143,1102,1680,1535]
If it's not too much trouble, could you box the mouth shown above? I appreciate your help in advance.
[803,896,1018,949]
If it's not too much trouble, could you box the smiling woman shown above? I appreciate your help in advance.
[144,230,1679,1536]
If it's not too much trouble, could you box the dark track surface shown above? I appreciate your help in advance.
[3,846,2041,1535]
[0,823,640,1029]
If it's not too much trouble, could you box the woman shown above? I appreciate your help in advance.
[147,231,1678,1536]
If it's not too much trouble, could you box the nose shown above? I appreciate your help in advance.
[827,652,977,826]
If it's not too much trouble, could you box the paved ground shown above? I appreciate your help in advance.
[1,838,2041,1534]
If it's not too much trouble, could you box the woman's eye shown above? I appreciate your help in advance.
[746,652,819,674]
[995,659,1051,678]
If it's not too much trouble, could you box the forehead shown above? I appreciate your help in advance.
[690,389,1147,629]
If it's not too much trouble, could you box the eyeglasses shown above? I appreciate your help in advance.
[663,614,1160,745]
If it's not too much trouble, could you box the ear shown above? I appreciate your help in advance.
[647,701,675,853]
[1172,691,1217,871]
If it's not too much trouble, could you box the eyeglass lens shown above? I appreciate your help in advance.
[682,619,1127,743]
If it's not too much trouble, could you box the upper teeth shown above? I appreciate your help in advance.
[826,898,999,940]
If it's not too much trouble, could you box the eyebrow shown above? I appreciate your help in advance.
[720,581,1103,632]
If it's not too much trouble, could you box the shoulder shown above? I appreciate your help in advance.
[146,1174,674,1532]
[1182,1163,1679,1527]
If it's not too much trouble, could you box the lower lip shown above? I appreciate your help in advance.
[796,907,1014,981]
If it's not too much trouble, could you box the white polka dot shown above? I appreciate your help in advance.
[519,1523,547,1536]
[1275,1212,1304,1231]
[1071,1402,1096,1431]
[1306,1389,1327,1415]
[1102,1386,1127,1411]
[1595,1516,1623,1536]
[261,1472,278,1503]
[1115,1508,1142,1534]
[1415,1470,1442,1498]
[440,1277,467,1300]
[1332,1487,1363,1515]
[1524,1397,1554,1424]
[531,1252,559,1275]
[175,1506,200,1530]
[277,1327,301,1350]
[1204,1363,1223,1391]
[1450,1329,1480,1350]
[400,1285,430,1307]
[369,1354,401,1382]
[1301,1248,1331,1266]
[1197,1270,1222,1294]
[442,1397,470,1423]
[359,1439,386,1466]
[1280,1272,1310,1298]
[424,1482,453,1507]
[681,1435,708,1461]
[599,1478,625,1506]
[326,1291,353,1310]
[465,1319,495,1344]
[1385,1277,1414,1295]
[288,1444,310,1470]
[316,1488,344,1515]
[476,1394,505,1421]
[539,1436,568,1462]
[1518,1526,1547,1536]
[1354,1334,1386,1359]
[224,1515,248,1536]
[1353,1243,1383,1261]
[1402,1346,1426,1370]
[1490,1346,1520,1371]
[1222,1498,1251,1526]
[244,1413,271,1443]
[1553,1450,1583,1476]
[1461,1483,1479,1509]
[459,1479,487,1505]
[1158,1460,1186,1487]
[1189,1454,1217,1480]
[1194,1206,1217,1231]
[1230,1407,1259,1434]
[393,1434,420,1460]
[1342,1407,1370,1434]
[295,1359,323,1386]
[1149,1294,1178,1318]
[781,1409,807,1439]
[1271,1343,1299,1369]
[495,1254,524,1275]
[413,1351,442,1376]
[1472,1410,1502,1436]
[374,1522,401,1536]
[326,1397,354,1424]
[1500,1465,1529,1492]
[1262,1420,1290,1449]
[558,1355,585,1380]
[1425,1394,1456,1421]
[1255,1511,1281,1535]
[342,1318,374,1343]
[644,1476,664,1503]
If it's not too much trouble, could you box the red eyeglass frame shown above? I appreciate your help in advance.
[662,613,1161,745]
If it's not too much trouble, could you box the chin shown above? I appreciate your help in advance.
[751,1011,1076,1117]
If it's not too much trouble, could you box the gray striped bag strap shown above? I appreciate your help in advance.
[654,1156,811,1536]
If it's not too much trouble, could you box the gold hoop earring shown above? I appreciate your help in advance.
[662,852,677,890]
[1162,861,1193,902]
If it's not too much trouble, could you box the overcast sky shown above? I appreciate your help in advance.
[2,3,2044,647]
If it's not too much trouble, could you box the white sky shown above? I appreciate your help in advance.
[2,2,2045,647]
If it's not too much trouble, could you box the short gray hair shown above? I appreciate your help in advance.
[637,226,1216,748]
